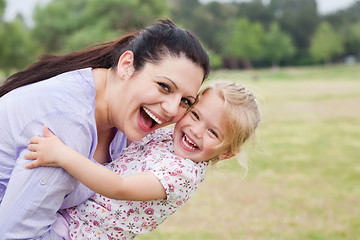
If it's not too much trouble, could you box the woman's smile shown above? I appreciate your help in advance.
[137,107,165,132]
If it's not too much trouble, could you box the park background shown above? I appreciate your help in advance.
[1,0,360,239]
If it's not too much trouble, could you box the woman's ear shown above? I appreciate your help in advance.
[127,66,135,77]
[116,51,135,80]
[218,151,235,161]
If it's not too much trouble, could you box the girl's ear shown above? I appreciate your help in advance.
[218,151,235,161]
[117,51,135,80]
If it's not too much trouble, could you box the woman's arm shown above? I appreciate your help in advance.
[0,115,94,239]
[24,126,166,201]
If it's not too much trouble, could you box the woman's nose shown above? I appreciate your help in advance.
[162,95,182,118]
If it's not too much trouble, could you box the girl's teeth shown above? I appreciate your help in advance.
[143,108,163,124]
[186,136,195,145]
[182,135,197,150]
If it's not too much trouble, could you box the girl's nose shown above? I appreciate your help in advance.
[190,123,203,139]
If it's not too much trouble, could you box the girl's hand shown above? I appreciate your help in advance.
[24,125,72,169]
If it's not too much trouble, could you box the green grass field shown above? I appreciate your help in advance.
[138,64,360,240]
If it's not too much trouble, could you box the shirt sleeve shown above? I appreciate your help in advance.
[149,157,201,204]
[0,113,94,239]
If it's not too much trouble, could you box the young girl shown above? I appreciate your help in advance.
[25,81,261,239]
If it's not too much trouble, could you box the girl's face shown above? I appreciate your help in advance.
[173,90,229,162]
[110,54,204,141]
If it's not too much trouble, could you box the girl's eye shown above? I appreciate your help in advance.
[191,111,199,120]
[157,82,171,92]
[180,98,193,108]
[208,129,219,139]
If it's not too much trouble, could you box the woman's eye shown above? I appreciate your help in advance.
[181,98,192,108]
[208,129,219,138]
[157,82,171,92]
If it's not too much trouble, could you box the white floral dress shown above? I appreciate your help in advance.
[66,128,208,239]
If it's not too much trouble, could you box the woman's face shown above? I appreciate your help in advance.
[110,54,204,141]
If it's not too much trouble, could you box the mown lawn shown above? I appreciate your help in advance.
[138,64,360,240]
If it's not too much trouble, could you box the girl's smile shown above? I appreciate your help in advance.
[179,132,199,152]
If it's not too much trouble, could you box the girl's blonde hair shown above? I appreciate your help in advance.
[198,81,261,170]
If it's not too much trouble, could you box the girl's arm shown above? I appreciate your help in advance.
[24,125,166,201]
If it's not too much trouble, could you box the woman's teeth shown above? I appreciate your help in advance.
[143,108,163,124]
[182,134,198,150]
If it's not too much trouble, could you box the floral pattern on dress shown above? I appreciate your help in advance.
[67,128,207,239]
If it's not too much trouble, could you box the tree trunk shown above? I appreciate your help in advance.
[242,58,253,70]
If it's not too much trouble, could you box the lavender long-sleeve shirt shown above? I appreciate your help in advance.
[0,68,127,239]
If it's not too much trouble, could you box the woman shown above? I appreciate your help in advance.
[0,19,209,239]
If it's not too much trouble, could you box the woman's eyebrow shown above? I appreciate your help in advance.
[157,75,178,90]
[157,75,196,100]
[188,96,197,102]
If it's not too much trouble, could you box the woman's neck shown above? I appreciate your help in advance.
[92,68,118,164]
[93,68,113,132]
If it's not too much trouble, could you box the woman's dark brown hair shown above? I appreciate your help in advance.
[0,19,209,97]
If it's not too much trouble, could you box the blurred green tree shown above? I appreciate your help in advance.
[348,20,360,57]
[265,22,295,67]
[235,0,273,28]
[32,0,168,54]
[310,21,344,64]
[0,0,5,18]
[0,0,39,75]
[0,17,39,75]
[169,0,201,26]
[223,18,266,69]
[170,0,223,53]
[204,2,238,53]
[269,0,319,63]
[325,1,360,58]
[206,47,222,70]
